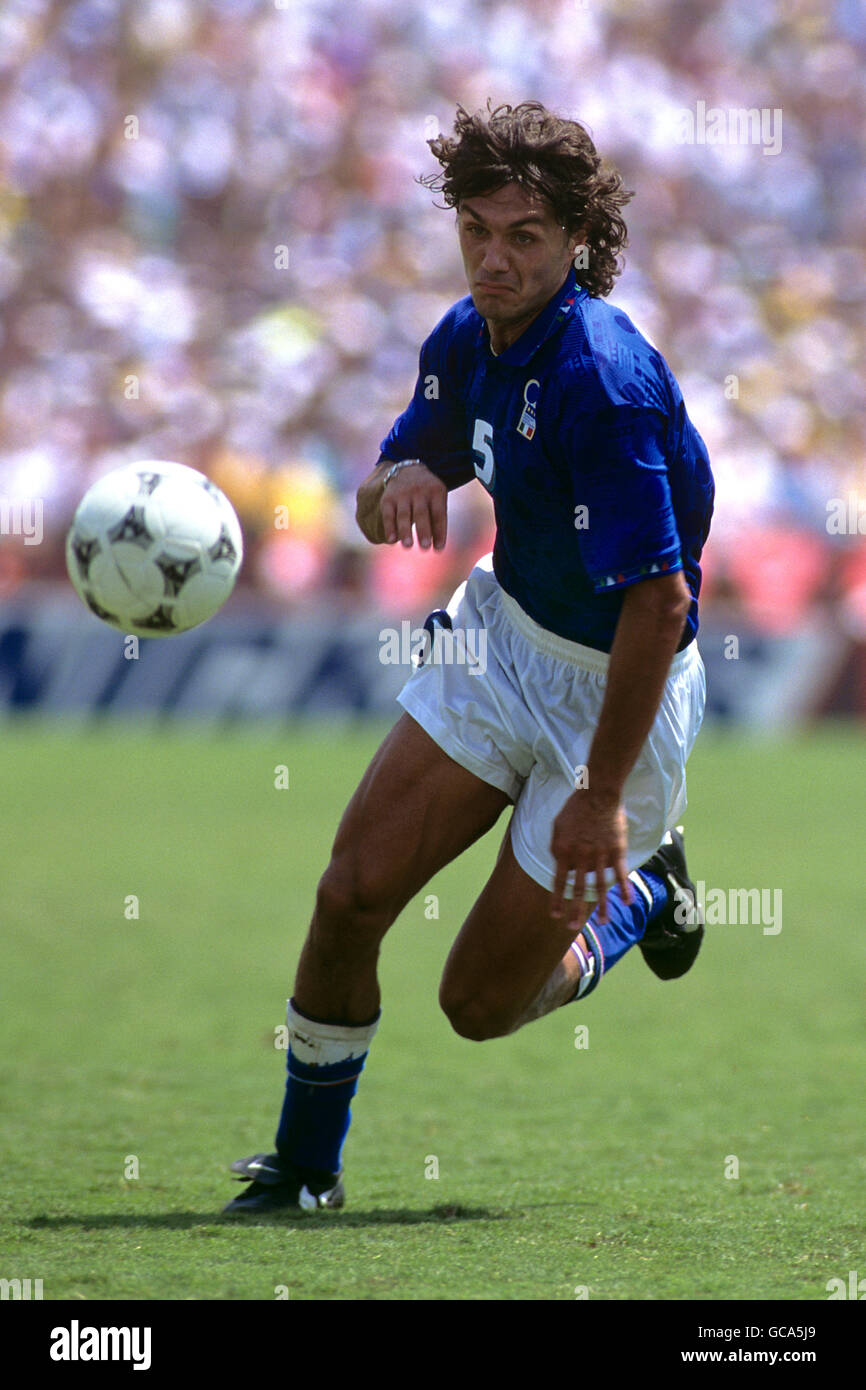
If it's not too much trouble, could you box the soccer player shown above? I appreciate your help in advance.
[224,101,714,1215]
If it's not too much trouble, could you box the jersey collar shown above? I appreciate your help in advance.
[479,266,583,367]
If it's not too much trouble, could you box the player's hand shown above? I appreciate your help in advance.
[355,460,448,550]
[549,789,632,931]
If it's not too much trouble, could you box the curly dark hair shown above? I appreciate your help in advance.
[418,101,633,297]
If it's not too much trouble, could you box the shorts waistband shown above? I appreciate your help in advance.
[498,587,698,676]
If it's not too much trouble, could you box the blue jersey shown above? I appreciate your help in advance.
[379,266,714,652]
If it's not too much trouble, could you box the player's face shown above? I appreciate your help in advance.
[457,183,579,353]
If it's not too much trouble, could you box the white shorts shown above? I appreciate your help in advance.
[396,554,706,895]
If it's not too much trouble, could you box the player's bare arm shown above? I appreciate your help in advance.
[550,570,692,928]
[355,458,448,550]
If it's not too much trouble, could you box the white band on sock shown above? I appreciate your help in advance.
[569,941,596,999]
[628,869,654,911]
[287,1001,379,1067]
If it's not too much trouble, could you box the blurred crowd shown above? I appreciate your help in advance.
[0,0,865,642]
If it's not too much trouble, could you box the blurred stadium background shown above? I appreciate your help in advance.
[0,0,865,723]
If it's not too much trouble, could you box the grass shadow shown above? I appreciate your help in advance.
[27,1204,510,1232]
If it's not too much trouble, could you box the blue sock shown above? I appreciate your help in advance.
[577,869,668,997]
[274,1000,379,1176]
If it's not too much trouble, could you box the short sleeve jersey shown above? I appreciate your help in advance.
[379,266,714,652]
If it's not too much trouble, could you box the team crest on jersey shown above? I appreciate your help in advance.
[516,378,540,440]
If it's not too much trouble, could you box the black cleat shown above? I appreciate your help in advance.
[222,1152,344,1216]
[634,826,704,980]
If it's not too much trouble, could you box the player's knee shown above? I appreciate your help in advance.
[314,858,396,943]
[439,980,511,1042]
[443,1003,511,1042]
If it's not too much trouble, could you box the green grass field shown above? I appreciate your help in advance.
[2,718,864,1301]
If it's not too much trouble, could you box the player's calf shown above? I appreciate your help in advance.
[293,842,417,1024]
[504,936,591,1032]
[439,927,584,1039]
[440,938,587,1039]
[503,829,703,1034]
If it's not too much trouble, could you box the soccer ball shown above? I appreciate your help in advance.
[65,462,243,636]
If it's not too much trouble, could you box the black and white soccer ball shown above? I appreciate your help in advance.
[65,462,243,636]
